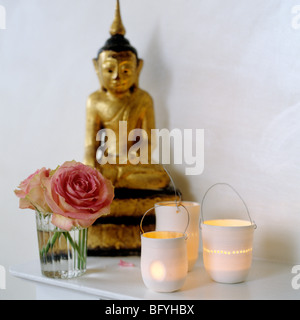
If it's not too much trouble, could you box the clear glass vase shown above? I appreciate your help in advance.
[36,212,87,279]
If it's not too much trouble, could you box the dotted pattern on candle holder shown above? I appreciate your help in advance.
[203,248,252,255]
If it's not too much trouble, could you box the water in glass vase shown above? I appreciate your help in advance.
[36,213,87,279]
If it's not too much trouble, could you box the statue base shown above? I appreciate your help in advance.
[87,186,181,256]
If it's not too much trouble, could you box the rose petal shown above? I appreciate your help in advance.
[51,214,75,231]
[118,259,135,267]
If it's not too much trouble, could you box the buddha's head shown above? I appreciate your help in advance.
[94,0,143,95]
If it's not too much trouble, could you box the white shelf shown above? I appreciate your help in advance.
[10,256,299,300]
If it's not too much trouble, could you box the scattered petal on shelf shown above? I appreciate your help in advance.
[118,259,135,267]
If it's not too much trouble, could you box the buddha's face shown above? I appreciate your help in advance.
[97,50,138,94]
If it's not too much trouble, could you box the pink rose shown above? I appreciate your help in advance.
[43,161,114,231]
[14,168,51,214]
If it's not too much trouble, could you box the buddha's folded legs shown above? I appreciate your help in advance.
[97,163,170,190]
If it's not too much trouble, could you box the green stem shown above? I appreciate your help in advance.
[63,232,86,266]
[40,231,61,257]
[40,230,86,268]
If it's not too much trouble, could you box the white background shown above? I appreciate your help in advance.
[1,0,300,299]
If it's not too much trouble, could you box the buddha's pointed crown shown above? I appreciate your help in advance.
[97,0,138,59]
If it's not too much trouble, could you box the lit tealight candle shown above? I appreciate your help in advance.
[150,261,166,281]
[140,231,188,293]
[201,219,255,283]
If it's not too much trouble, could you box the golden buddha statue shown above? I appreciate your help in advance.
[84,1,181,256]
[84,0,170,190]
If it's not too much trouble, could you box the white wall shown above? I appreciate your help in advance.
[1,0,299,299]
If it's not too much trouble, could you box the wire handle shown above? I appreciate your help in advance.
[200,183,256,228]
[163,165,182,209]
[140,202,190,239]
[140,166,188,236]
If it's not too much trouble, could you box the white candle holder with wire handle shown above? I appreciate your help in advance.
[140,203,189,292]
[200,183,257,284]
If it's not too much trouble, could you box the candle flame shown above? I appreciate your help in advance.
[150,261,166,281]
